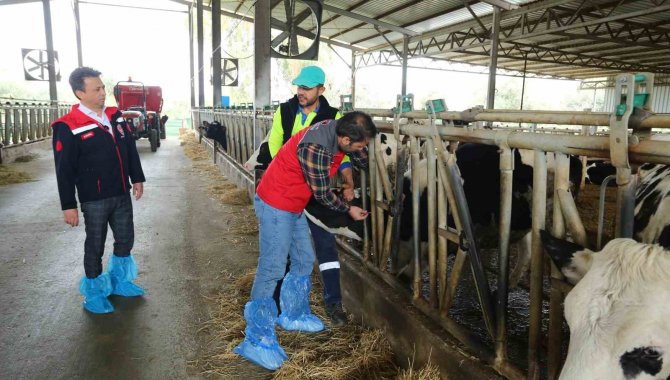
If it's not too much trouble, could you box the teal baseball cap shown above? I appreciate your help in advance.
[292,66,325,88]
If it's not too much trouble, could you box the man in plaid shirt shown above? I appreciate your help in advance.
[234,111,375,370]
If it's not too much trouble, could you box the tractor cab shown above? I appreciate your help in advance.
[113,80,166,152]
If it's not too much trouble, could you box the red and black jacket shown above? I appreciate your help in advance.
[51,104,145,210]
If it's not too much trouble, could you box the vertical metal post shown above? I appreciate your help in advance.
[437,149,448,310]
[426,138,438,307]
[529,150,547,380]
[254,0,271,147]
[410,136,421,299]
[3,105,10,146]
[615,168,636,238]
[196,0,205,107]
[486,7,501,110]
[361,170,370,260]
[401,36,409,96]
[73,0,83,66]
[369,137,378,262]
[520,55,527,110]
[610,73,635,238]
[212,0,222,108]
[42,0,58,107]
[547,152,569,379]
[495,146,513,365]
[351,51,356,108]
[189,6,196,108]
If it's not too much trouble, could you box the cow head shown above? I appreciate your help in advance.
[244,133,272,171]
[541,230,670,380]
[540,230,592,285]
[304,191,365,241]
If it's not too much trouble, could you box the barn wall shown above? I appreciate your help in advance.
[602,85,670,113]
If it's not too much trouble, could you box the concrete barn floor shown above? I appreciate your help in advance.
[0,137,267,379]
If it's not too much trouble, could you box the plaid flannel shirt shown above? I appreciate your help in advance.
[297,143,368,212]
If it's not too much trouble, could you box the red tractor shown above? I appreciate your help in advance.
[113,81,165,152]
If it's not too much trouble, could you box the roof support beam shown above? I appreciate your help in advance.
[322,4,418,36]
[329,0,421,40]
[480,0,519,11]
[350,2,467,46]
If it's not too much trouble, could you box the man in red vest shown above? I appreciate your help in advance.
[234,111,375,370]
[52,67,146,314]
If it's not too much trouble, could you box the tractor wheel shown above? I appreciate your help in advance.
[150,129,158,152]
[159,117,166,140]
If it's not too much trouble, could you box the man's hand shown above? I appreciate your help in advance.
[63,209,79,227]
[133,182,144,200]
[348,206,369,221]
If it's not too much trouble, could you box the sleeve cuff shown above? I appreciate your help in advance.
[338,162,352,170]
[61,202,78,210]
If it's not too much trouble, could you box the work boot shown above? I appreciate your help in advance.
[108,254,145,297]
[233,297,288,371]
[277,273,325,332]
[325,303,347,327]
[80,273,114,314]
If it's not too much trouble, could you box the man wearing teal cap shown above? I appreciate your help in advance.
[267,65,352,327]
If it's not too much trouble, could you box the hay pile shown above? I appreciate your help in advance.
[0,165,32,185]
[194,269,439,380]
[180,129,209,161]
[180,129,251,206]
[13,154,37,163]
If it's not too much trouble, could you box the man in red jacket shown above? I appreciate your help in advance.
[52,67,146,314]
[234,111,375,370]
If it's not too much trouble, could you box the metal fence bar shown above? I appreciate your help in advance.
[528,150,548,379]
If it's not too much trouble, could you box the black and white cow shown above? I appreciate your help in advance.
[634,163,670,247]
[579,161,670,246]
[394,143,535,286]
[585,160,617,186]
[243,133,272,171]
[518,149,585,199]
[541,231,670,380]
[200,120,228,151]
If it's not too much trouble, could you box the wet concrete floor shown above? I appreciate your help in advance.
[0,138,264,379]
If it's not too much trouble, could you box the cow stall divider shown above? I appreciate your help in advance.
[191,86,670,379]
[1,101,70,146]
[1,101,71,163]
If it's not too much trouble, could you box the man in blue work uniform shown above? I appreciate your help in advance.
[52,67,146,314]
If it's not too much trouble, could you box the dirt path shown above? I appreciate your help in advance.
[0,138,265,379]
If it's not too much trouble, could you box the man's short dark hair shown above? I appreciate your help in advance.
[69,67,101,97]
[335,111,377,142]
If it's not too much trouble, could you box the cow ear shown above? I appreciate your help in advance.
[203,121,210,128]
[540,230,583,267]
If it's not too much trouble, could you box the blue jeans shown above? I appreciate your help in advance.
[250,195,316,300]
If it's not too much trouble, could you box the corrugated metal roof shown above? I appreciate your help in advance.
[158,0,670,80]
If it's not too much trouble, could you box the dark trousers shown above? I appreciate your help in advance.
[272,219,342,309]
[80,194,134,278]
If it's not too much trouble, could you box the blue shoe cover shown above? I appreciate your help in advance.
[277,273,325,332]
[79,273,114,314]
[233,298,288,370]
[108,254,145,297]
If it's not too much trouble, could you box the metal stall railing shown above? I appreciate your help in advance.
[354,101,670,379]
[191,107,274,167]
[1,101,72,148]
[191,90,670,379]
